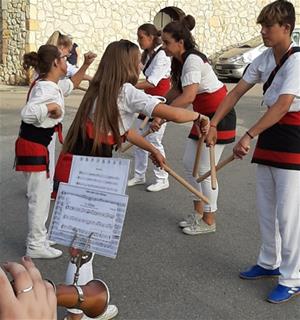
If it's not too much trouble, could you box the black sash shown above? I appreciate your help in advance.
[173,49,209,92]
[263,46,300,94]
[19,121,55,147]
[143,47,164,76]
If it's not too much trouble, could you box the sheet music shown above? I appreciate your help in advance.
[48,183,128,258]
[69,156,130,195]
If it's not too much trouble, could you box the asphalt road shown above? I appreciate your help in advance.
[0,83,299,320]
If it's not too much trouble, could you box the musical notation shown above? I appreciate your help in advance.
[69,156,130,194]
[48,156,130,259]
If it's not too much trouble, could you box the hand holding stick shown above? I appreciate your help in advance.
[162,163,210,204]
[122,120,167,153]
[192,116,209,177]
[139,116,150,130]
[192,135,205,178]
[196,154,235,183]
[209,145,217,190]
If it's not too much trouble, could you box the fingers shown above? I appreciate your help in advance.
[233,142,250,159]
[149,153,165,169]
[0,265,17,308]
[21,256,47,299]
[3,262,35,300]
[44,280,57,318]
[84,51,97,65]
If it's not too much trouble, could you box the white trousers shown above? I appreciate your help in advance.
[25,171,51,249]
[133,119,168,182]
[183,138,225,212]
[256,164,300,287]
[65,255,94,314]
[48,133,56,191]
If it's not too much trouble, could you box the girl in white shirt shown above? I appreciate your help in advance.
[162,15,236,235]
[128,23,171,192]
[53,39,209,320]
[15,44,96,260]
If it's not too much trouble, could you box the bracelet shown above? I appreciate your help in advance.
[246,131,254,139]
[210,124,217,128]
[194,113,201,122]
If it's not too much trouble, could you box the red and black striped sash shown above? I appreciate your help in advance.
[189,86,236,144]
[252,112,300,170]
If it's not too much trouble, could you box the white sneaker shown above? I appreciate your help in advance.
[178,212,202,228]
[26,245,62,259]
[46,240,57,246]
[146,180,169,192]
[182,219,216,235]
[128,176,146,187]
[82,305,119,320]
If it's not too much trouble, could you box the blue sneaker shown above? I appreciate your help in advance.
[267,284,300,304]
[239,265,280,279]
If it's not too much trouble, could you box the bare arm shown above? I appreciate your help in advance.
[165,87,181,104]
[47,102,62,119]
[126,129,166,168]
[233,94,295,159]
[71,52,96,88]
[206,79,254,146]
[152,103,199,123]
[135,80,155,90]
[169,84,199,108]
[152,103,210,135]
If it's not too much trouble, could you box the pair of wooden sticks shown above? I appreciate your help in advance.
[76,87,234,202]
[192,132,235,186]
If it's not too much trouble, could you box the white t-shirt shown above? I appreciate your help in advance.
[143,45,171,86]
[181,54,223,94]
[118,83,160,134]
[66,62,79,77]
[90,83,160,136]
[21,78,73,128]
[243,43,300,112]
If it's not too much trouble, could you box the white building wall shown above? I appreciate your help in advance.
[1,0,299,84]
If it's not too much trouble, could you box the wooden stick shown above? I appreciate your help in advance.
[196,153,235,183]
[209,145,217,190]
[139,116,150,130]
[192,135,205,178]
[163,164,210,204]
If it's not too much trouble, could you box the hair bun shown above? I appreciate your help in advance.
[23,52,38,70]
[182,15,195,31]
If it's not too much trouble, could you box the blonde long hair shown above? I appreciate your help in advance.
[46,31,72,48]
[63,40,140,155]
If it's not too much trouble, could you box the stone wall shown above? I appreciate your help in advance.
[0,0,299,84]
[0,0,28,84]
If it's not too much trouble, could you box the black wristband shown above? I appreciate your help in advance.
[194,113,201,122]
[246,131,254,139]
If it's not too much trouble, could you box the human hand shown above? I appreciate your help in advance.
[150,118,162,132]
[47,103,62,119]
[194,114,210,136]
[233,134,251,159]
[206,125,218,146]
[0,256,57,320]
[83,52,97,66]
[149,149,166,169]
